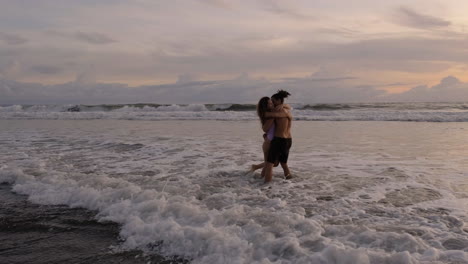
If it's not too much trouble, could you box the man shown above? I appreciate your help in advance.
[264,90,292,183]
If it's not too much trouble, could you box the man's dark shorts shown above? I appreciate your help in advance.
[267,137,292,164]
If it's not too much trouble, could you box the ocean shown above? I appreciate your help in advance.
[2,102,468,122]
[1,103,468,263]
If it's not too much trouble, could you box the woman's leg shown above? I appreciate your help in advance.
[250,162,264,171]
[250,140,270,173]
[260,140,270,177]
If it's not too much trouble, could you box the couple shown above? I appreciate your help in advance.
[251,90,293,183]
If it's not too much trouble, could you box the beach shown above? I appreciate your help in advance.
[1,116,467,263]
[0,183,185,264]
[3,0,468,262]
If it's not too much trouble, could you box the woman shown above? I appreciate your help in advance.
[250,96,291,178]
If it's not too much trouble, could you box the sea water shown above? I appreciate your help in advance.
[2,102,468,122]
[1,104,468,263]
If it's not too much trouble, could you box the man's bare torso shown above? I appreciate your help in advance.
[274,115,291,138]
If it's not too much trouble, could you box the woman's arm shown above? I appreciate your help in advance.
[274,104,291,111]
[264,111,289,118]
[262,118,274,132]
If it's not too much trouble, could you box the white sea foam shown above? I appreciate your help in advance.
[1,102,468,122]
[0,106,467,122]
[0,104,23,112]
[154,104,209,112]
[1,120,467,263]
[111,105,158,112]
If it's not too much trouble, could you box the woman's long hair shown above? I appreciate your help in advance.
[257,96,270,125]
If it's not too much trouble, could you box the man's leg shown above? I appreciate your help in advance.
[280,162,292,179]
[281,138,292,179]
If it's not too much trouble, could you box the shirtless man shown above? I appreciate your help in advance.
[264,90,292,183]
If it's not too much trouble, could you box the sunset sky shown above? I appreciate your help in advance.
[1,0,468,104]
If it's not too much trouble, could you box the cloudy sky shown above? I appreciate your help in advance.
[1,0,468,104]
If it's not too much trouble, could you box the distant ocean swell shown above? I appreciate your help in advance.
[1,102,468,122]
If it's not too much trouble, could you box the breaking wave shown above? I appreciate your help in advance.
[1,102,468,122]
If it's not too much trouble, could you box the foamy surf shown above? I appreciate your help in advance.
[1,120,467,263]
[2,102,468,122]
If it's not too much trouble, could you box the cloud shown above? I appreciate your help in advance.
[3,72,468,105]
[0,78,131,104]
[2,31,467,90]
[0,60,21,78]
[280,76,356,82]
[29,65,62,75]
[44,30,117,45]
[145,35,468,77]
[393,6,451,29]
[379,82,414,87]
[197,0,232,9]
[279,67,356,83]
[385,76,468,102]
[1,0,467,105]
[261,0,313,20]
[0,72,381,104]
[176,73,198,84]
[74,31,116,44]
[0,32,28,45]
[75,66,97,84]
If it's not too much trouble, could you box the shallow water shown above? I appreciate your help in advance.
[0,184,185,264]
[1,120,468,263]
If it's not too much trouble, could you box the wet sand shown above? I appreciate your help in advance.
[0,183,186,264]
